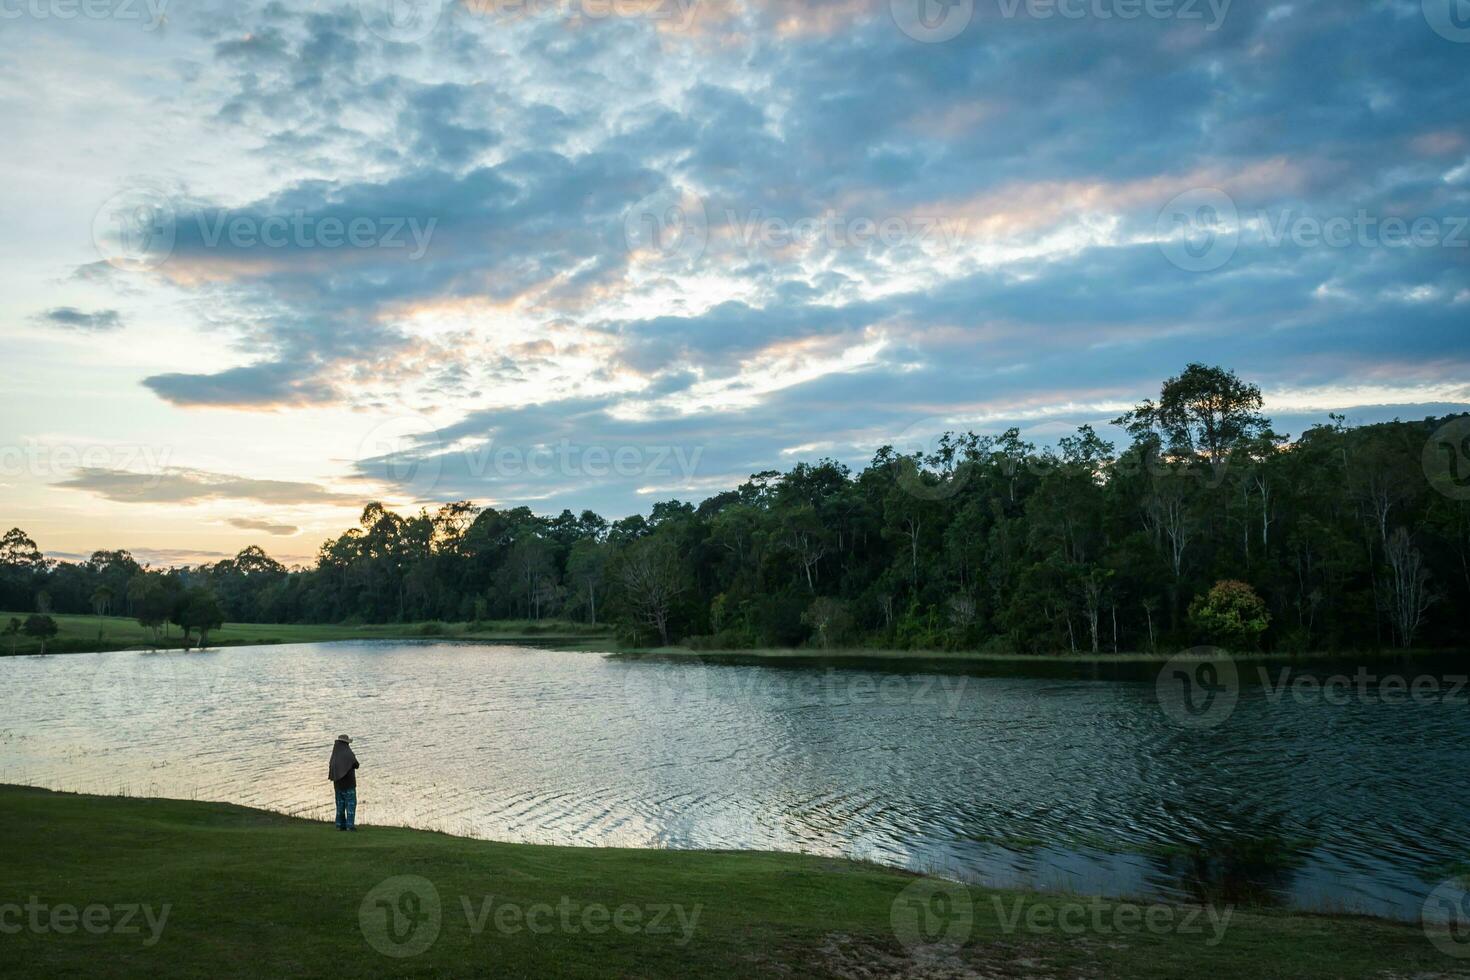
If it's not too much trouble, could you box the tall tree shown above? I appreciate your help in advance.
[616,536,686,645]
[1114,363,1267,477]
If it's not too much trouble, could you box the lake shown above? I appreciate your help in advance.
[1,641,1465,920]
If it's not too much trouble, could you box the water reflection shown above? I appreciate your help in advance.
[0,642,1465,920]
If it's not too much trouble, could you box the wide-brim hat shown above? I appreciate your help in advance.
[337,734,351,744]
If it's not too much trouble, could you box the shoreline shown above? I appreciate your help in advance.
[0,612,618,657]
[607,644,1466,670]
[1,784,1455,978]
[4,612,1460,668]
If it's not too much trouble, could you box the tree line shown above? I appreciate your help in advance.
[3,365,1466,654]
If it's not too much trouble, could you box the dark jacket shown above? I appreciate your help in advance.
[328,740,359,791]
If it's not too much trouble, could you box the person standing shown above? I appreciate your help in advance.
[328,735,360,831]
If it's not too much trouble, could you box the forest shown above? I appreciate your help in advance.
[3,365,1467,654]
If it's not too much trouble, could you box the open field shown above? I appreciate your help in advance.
[0,785,1461,979]
[0,613,616,656]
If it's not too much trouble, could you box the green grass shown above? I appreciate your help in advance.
[0,613,616,657]
[0,786,1461,979]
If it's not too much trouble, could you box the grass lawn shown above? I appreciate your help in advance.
[0,613,616,656]
[0,786,1462,979]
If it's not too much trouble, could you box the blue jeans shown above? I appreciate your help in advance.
[335,788,356,830]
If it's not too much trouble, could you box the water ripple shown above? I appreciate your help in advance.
[1,641,1465,920]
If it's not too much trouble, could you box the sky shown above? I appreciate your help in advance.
[1,0,1467,566]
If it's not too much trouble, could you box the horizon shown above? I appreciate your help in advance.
[3,4,1470,971]
[4,3,1469,560]
[20,397,1470,569]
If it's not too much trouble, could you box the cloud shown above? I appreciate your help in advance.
[123,150,657,407]
[143,361,338,409]
[227,517,300,536]
[118,0,1470,419]
[12,0,1468,522]
[55,467,360,506]
[45,548,235,567]
[35,307,124,331]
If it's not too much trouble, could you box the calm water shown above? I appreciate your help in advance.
[1,642,1465,920]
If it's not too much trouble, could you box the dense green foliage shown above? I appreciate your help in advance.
[1188,580,1272,650]
[0,786,1450,979]
[3,366,1466,654]
[21,613,58,654]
